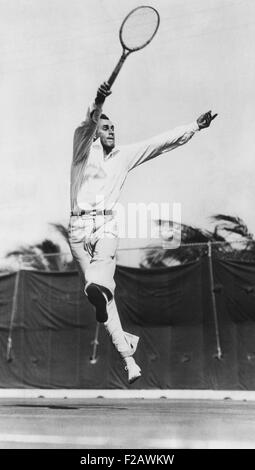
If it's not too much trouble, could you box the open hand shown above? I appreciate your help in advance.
[197,110,218,129]
[95,82,112,105]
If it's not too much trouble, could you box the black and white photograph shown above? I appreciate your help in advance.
[0,0,255,455]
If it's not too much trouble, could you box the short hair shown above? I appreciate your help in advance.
[100,113,109,120]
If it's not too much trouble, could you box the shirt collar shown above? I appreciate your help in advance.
[92,138,120,159]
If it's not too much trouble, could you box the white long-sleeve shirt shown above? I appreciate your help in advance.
[70,102,200,212]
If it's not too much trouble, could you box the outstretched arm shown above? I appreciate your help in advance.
[73,82,112,164]
[126,110,218,171]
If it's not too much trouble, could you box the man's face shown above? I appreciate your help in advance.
[97,118,115,151]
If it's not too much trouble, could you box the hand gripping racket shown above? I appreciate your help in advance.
[108,6,160,88]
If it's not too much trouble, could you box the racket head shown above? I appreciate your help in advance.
[119,6,160,53]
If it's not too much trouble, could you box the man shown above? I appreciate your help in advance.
[69,82,217,384]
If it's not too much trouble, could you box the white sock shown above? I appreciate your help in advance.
[104,299,131,358]
[124,356,136,368]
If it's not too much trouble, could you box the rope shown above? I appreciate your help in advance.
[9,238,250,261]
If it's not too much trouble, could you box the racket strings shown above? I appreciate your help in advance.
[121,8,159,51]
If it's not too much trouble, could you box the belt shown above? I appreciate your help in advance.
[71,209,113,216]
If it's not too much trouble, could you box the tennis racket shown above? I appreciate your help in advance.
[108,6,160,87]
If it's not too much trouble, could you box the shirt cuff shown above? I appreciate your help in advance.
[89,101,103,124]
[187,121,200,132]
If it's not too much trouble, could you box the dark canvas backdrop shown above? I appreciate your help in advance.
[1,257,255,389]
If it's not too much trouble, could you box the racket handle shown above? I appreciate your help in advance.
[108,51,128,88]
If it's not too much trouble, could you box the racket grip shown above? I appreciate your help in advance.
[108,52,128,88]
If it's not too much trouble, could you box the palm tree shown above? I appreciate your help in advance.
[211,214,253,242]
[210,214,255,261]
[6,245,51,271]
[140,214,255,268]
[5,215,255,271]
[5,223,76,272]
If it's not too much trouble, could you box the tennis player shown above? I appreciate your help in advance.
[68,81,217,384]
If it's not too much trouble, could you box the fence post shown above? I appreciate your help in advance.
[207,241,222,359]
[6,255,22,361]
[90,322,100,364]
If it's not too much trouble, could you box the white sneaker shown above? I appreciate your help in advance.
[124,332,140,356]
[124,357,141,384]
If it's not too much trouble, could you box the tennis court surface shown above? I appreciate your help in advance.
[0,395,255,448]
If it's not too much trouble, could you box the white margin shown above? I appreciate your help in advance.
[0,389,254,400]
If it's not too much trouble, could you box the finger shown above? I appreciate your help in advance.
[103,88,112,96]
[98,87,109,96]
[101,89,112,96]
[211,113,218,120]
[102,81,110,90]
[99,85,108,93]
[100,82,109,90]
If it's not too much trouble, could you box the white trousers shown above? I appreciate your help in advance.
[68,214,134,358]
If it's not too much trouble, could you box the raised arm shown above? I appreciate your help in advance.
[126,110,218,171]
[73,82,112,164]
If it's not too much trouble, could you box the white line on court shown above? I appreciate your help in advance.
[0,434,106,446]
[0,434,253,449]
[0,414,94,419]
[0,389,255,400]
